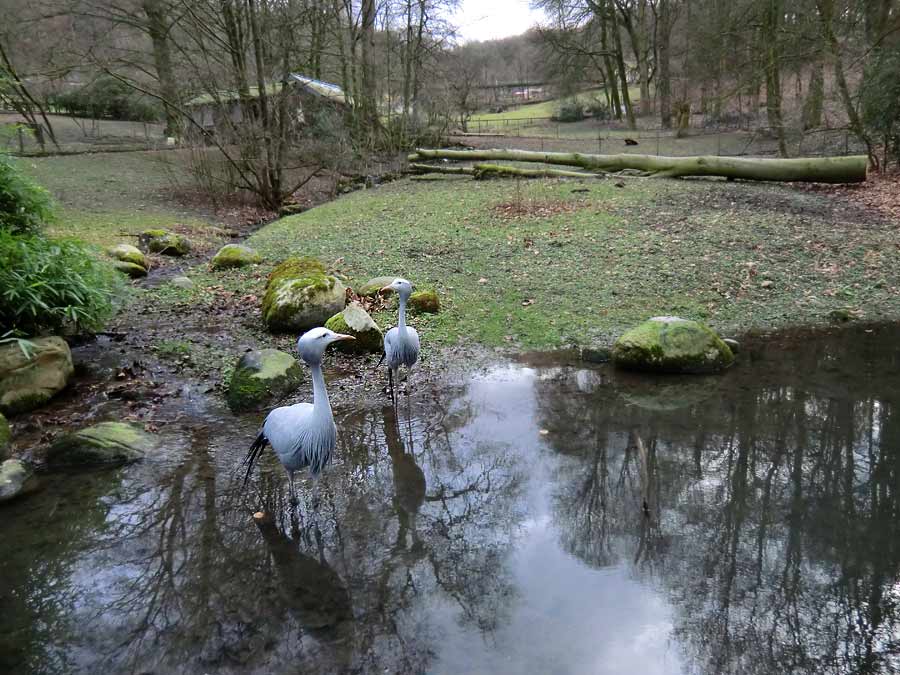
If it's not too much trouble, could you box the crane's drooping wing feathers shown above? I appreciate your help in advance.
[383,326,420,369]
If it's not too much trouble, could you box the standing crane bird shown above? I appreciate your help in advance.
[244,327,354,506]
[378,278,420,401]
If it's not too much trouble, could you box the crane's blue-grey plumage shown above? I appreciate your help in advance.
[380,278,420,399]
[244,327,354,504]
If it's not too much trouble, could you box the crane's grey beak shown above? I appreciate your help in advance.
[379,285,393,294]
[332,334,355,342]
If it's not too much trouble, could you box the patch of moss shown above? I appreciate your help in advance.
[46,421,155,467]
[211,244,262,269]
[107,244,147,268]
[227,349,304,412]
[140,229,191,256]
[0,392,51,417]
[113,261,148,278]
[261,257,346,333]
[828,308,855,323]
[156,340,192,360]
[0,412,11,458]
[357,276,396,297]
[409,289,440,314]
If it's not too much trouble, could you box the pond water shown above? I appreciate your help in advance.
[2,325,899,674]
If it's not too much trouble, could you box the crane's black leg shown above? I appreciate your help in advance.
[389,367,397,405]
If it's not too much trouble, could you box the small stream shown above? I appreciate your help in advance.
[2,324,899,674]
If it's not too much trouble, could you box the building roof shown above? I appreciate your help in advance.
[185,74,349,107]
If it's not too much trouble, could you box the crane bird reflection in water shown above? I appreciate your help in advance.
[243,327,354,506]
[379,278,420,401]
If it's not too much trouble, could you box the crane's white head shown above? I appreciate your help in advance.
[296,327,354,365]
[380,278,414,299]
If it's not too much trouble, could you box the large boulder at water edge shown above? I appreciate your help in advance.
[357,276,396,297]
[0,337,74,415]
[0,412,10,460]
[325,302,383,353]
[261,257,346,333]
[612,316,734,374]
[45,422,158,468]
[227,349,304,413]
[139,229,191,256]
[0,459,38,503]
[211,244,262,269]
[107,243,148,269]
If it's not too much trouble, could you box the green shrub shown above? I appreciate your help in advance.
[0,231,123,336]
[52,77,161,122]
[0,154,54,235]
[552,100,585,123]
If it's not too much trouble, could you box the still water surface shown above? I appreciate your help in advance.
[2,325,899,674]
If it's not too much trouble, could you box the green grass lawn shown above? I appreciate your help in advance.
[227,176,900,350]
[20,151,219,249]
[21,148,898,353]
[469,86,641,124]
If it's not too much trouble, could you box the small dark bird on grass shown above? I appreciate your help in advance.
[624,138,639,146]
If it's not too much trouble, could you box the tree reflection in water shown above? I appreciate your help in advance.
[534,326,900,674]
[5,325,899,674]
[2,378,524,674]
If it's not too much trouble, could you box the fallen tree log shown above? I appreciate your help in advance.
[408,162,604,180]
[408,148,868,183]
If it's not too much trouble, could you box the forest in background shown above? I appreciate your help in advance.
[1,0,898,207]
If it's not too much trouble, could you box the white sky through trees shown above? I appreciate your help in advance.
[453,0,546,43]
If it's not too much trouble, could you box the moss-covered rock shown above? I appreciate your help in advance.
[113,261,148,278]
[0,459,39,503]
[107,243,148,269]
[227,349,304,412]
[171,276,194,289]
[408,289,440,314]
[211,243,262,269]
[0,337,74,415]
[45,422,157,468]
[324,302,383,353]
[139,229,191,256]
[612,316,734,374]
[261,257,347,333]
[357,276,396,297]
[828,308,855,323]
[0,412,10,460]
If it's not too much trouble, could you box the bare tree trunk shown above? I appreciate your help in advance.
[658,0,672,128]
[358,0,380,133]
[610,0,637,130]
[763,0,788,156]
[246,0,278,207]
[617,0,652,116]
[815,0,874,161]
[802,60,824,130]
[402,0,414,117]
[409,147,869,183]
[222,0,251,102]
[141,0,179,137]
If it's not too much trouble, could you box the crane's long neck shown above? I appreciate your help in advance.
[398,293,408,335]
[310,363,333,423]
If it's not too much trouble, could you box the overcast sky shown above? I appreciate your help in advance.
[453,0,546,43]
